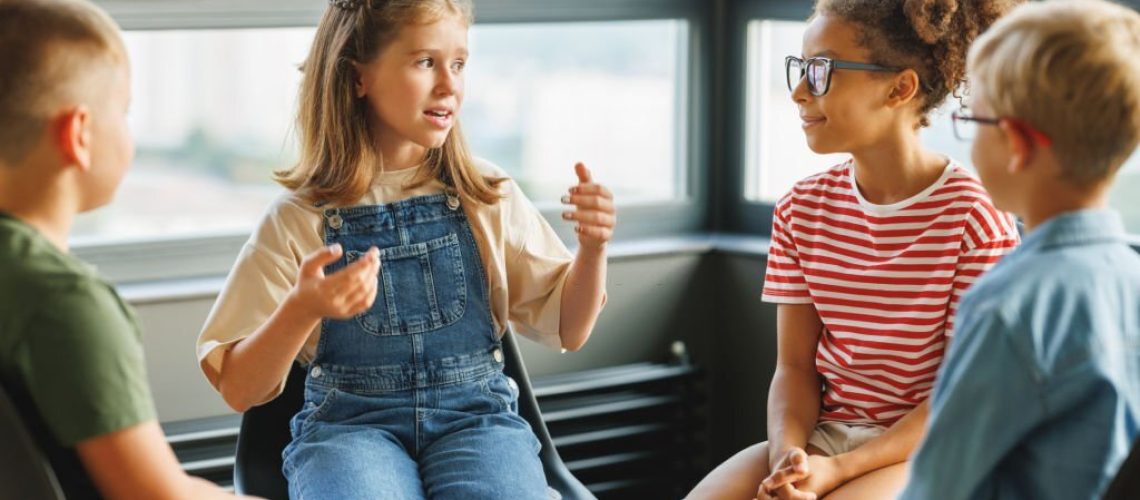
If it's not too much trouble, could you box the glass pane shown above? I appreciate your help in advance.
[74,20,686,244]
[744,20,972,202]
[73,28,310,245]
[466,20,685,205]
[1107,150,1140,232]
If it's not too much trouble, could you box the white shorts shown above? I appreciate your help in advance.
[805,421,886,457]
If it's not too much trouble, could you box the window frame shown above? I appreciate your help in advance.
[720,0,1140,238]
[80,0,715,283]
[713,0,812,236]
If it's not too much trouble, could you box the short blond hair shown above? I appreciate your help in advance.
[0,0,125,166]
[968,0,1140,185]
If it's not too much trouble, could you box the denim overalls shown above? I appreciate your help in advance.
[281,193,549,500]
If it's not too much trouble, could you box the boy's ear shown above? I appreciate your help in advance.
[56,106,92,172]
[886,69,921,106]
[998,119,1033,175]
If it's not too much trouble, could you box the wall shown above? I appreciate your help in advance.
[130,252,712,423]
[129,247,779,482]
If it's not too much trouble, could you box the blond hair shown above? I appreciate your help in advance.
[968,0,1140,185]
[276,0,504,207]
[0,0,125,166]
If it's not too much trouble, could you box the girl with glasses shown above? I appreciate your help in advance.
[690,1,1021,499]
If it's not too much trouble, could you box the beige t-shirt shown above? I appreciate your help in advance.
[196,159,573,400]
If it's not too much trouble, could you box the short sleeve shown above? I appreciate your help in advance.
[762,194,812,304]
[946,202,1019,337]
[901,299,1042,500]
[196,242,299,400]
[196,198,315,400]
[18,283,156,446]
[503,180,575,350]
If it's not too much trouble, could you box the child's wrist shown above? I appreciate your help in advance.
[768,442,799,467]
[577,241,607,256]
[283,288,321,323]
[830,452,859,481]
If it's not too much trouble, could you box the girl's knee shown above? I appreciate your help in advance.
[686,441,772,500]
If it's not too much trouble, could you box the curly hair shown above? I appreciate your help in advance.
[815,0,1023,126]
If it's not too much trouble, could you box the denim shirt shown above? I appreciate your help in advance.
[900,209,1140,500]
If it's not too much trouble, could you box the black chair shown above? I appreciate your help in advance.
[0,382,65,500]
[233,330,595,500]
[1103,438,1140,499]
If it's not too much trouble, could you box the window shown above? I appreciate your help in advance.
[73,28,310,246]
[1108,152,1140,233]
[74,20,688,244]
[465,20,687,204]
[743,20,978,203]
[745,20,1140,232]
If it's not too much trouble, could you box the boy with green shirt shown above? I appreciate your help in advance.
[0,1,252,498]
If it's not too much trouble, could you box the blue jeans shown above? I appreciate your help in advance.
[281,194,548,499]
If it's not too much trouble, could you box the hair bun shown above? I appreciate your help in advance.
[904,0,960,44]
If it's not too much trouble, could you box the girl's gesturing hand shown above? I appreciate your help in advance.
[562,162,616,251]
[290,244,380,320]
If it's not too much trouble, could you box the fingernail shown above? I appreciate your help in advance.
[561,195,570,204]
[562,212,572,220]
[330,243,342,253]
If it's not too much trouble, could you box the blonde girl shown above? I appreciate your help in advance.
[196,1,614,498]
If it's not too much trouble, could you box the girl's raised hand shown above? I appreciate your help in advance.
[289,244,380,320]
[561,162,616,250]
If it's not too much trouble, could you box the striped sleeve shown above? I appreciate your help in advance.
[945,201,1020,337]
[762,195,813,304]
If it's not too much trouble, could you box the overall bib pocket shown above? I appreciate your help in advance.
[345,232,467,336]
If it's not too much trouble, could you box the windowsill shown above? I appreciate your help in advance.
[117,233,773,305]
[108,224,1140,306]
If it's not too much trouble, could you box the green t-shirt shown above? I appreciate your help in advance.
[0,212,155,450]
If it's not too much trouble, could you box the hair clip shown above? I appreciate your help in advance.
[329,0,364,10]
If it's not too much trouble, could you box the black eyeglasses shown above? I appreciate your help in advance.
[951,108,1053,145]
[785,56,901,97]
[951,108,1000,141]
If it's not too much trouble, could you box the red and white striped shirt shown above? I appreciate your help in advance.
[762,160,1019,426]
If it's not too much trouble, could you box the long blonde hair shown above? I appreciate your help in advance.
[276,0,504,206]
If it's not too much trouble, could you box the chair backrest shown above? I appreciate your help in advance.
[1103,438,1140,499]
[0,382,65,500]
[501,330,595,500]
[232,363,306,500]
[233,331,594,500]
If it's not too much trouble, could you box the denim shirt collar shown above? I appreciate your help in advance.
[1018,209,1126,254]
